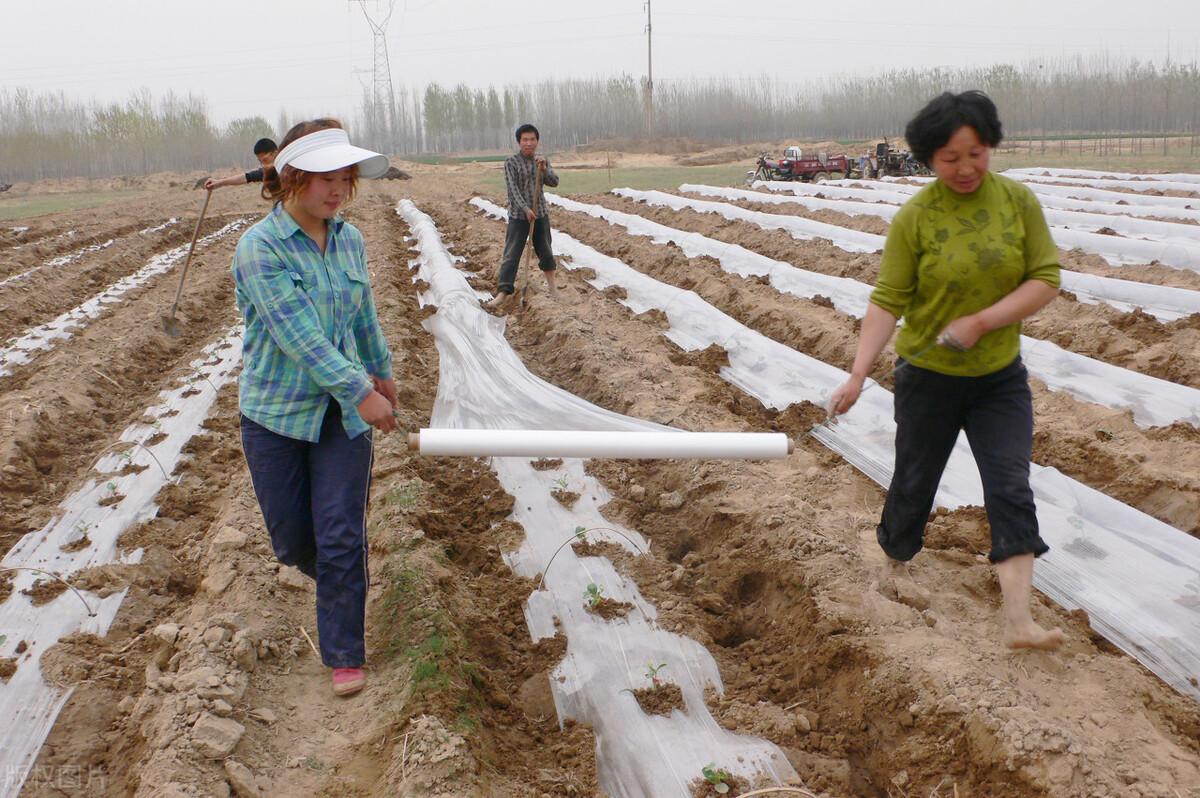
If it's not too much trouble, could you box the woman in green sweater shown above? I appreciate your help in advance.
[829,91,1064,651]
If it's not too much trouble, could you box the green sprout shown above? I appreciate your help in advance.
[583,583,606,609]
[645,662,667,689]
[702,764,732,794]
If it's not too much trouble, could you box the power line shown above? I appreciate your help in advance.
[350,0,398,128]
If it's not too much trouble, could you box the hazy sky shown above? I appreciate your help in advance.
[2,0,1197,127]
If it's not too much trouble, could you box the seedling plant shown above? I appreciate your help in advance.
[702,764,733,794]
[583,582,608,610]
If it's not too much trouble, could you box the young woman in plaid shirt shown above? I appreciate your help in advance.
[231,118,395,696]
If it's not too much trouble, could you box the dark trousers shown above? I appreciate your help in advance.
[240,403,373,668]
[497,215,555,294]
[878,357,1048,564]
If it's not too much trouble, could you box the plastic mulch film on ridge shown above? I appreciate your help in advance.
[398,199,799,798]
[473,195,1200,706]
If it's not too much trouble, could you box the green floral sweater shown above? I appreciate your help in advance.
[870,172,1061,377]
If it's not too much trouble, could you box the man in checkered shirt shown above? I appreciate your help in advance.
[487,123,560,308]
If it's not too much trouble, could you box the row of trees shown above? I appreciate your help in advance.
[809,55,1200,140]
[352,75,813,155]
[2,55,1197,181]
[354,55,1200,155]
[0,88,274,181]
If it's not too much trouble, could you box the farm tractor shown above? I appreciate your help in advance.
[747,146,853,184]
[860,139,932,178]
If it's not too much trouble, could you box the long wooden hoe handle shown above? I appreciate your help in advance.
[169,188,212,313]
[518,163,544,307]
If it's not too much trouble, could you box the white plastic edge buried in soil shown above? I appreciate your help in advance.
[703,182,1200,244]
[1,217,179,289]
[0,217,250,377]
[767,178,1200,222]
[0,326,243,798]
[701,183,1200,322]
[0,239,117,290]
[617,187,1200,273]
[473,196,1200,706]
[397,199,799,797]
[837,174,1200,215]
[1006,167,1200,184]
[881,173,1200,212]
[1002,171,1200,194]
[551,193,1200,429]
[9,228,76,253]
[139,217,181,236]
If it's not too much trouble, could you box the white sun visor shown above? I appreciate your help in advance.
[273,128,389,178]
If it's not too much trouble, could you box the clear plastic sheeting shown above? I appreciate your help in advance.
[0,327,244,798]
[1003,170,1200,193]
[967,178,1200,211]
[0,218,250,376]
[748,183,1200,320]
[0,238,116,290]
[1056,270,1200,322]
[139,217,181,236]
[824,178,1200,222]
[398,199,798,797]
[1018,338,1200,427]
[473,196,1200,704]
[548,193,873,318]
[667,183,1200,271]
[612,188,884,253]
[412,428,790,459]
[1006,167,1200,184]
[682,183,901,221]
[735,182,1200,244]
[753,179,917,205]
[546,194,1200,428]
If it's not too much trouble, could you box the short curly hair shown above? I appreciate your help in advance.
[905,91,1003,166]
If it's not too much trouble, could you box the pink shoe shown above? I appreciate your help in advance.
[332,667,365,697]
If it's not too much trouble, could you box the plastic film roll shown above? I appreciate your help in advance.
[409,428,793,459]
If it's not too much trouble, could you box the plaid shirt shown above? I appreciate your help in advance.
[232,203,392,442]
[504,152,559,220]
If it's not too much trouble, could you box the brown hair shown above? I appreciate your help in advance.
[261,118,359,205]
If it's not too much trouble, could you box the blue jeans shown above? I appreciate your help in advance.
[240,403,373,668]
[878,357,1048,564]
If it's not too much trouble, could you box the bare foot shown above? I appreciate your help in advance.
[880,557,909,580]
[1003,622,1065,651]
[485,292,513,310]
[995,553,1063,652]
[877,558,930,611]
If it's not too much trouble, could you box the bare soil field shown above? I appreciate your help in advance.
[2,161,1199,797]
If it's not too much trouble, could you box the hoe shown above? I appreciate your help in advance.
[161,188,212,337]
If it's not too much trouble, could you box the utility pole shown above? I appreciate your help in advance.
[350,0,398,150]
[644,0,654,137]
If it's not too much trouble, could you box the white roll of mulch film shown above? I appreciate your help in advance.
[408,428,793,459]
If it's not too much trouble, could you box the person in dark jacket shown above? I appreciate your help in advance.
[204,137,278,191]
[486,123,560,309]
